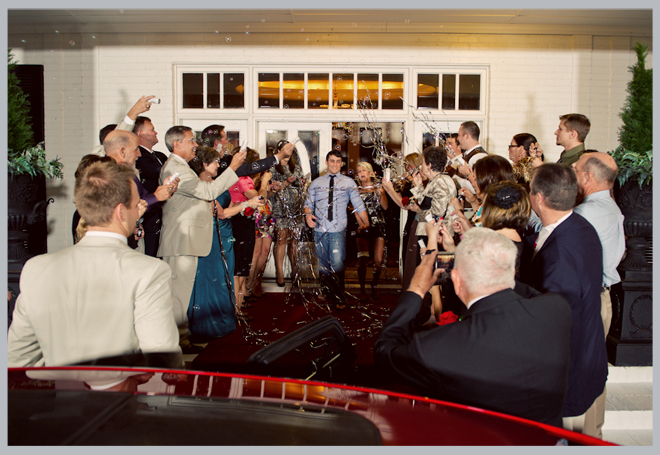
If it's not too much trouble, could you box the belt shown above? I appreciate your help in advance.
[602,286,611,292]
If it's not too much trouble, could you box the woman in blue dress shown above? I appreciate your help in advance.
[187,146,263,341]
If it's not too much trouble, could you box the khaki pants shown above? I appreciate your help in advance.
[564,287,612,438]
[163,255,198,337]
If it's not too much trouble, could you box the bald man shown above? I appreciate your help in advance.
[571,151,625,439]
[103,130,180,250]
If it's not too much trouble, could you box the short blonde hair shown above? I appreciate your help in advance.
[357,161,374,175]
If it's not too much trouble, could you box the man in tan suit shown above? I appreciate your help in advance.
[158,125,245,352]
[8,161,182,368]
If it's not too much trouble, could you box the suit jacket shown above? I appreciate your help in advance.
[375,287,572,427]
[7,235,182,367]
[158,154,238,258]
[520,212,607,417]
[136,146,168,234]
[216,154,278,177]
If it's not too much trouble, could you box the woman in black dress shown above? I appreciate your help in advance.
[355,162,388,299]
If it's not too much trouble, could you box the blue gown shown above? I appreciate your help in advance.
[187,191,236,339]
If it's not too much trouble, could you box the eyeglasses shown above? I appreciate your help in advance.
[179,137,196,144]
[507,144,520,149]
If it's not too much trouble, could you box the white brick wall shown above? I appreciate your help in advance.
[7,32,652,254]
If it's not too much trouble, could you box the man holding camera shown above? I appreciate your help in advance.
[375,228,572,427]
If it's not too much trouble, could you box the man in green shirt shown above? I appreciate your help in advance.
[554,113,591,166]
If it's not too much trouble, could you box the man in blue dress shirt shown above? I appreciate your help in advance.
[305,151,370,309]
[572,150,625,439]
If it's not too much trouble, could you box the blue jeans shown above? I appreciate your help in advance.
[314,231,346,305]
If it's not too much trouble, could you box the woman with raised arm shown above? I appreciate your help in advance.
[187,146,263,339]
[267,141,305,287]
[508,133,544,188]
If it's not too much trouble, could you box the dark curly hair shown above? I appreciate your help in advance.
[190,146,221,176]
[422,145,448,173]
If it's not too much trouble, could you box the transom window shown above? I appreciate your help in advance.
[416,72,482,111]
[256,72,405,110]
[177,66,486,115]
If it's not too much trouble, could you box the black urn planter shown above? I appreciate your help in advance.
[607,179,652,366]
[7,173,53,268]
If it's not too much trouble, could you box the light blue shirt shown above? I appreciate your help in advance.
[574,190,626,287]
[305,173,366,233]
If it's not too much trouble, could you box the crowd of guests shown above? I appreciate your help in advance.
[7,96,626,438]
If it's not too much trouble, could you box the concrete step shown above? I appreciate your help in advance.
[602,365,653,445]
[601,430,652,446]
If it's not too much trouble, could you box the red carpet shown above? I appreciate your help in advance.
[191,290,401,388]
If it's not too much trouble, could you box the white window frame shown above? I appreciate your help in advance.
[412,67,488,117]
[176,65,250,114]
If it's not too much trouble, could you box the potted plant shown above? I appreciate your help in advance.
[607,42,652,367]
[7,49,63,264]
[609,42,652,271]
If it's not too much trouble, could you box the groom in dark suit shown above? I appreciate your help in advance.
[375,228,572,427]
[521,163,607,435]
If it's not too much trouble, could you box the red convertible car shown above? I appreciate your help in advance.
[8,364,612,445]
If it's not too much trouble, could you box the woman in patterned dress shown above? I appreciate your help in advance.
[268,142,305,287]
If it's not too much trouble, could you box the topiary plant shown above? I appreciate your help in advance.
[8,49,63,179]
[610,42,652,188]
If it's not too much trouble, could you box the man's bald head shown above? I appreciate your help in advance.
[581,151,618,189]
[103,130,141,167]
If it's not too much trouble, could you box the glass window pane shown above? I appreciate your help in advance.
[207,73,220,108]
[442,74,456,110]
[283,73,305,109]
[308,73,329,109]
[382,74,404,110]
[333,73,354,109]
[423,132,437,149]
[224,73,244,109]
[357,74,379,109]
[182,73,203,108]
[226,130,241,153]
[458,74,481,110]
[298,131,320,180]
[417,74,439,109]
[266,130,287,156]
[259,73,279,108]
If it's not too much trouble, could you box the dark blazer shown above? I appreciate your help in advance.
[217,154,278,177]
[520,212,607,418]
[136,146,168,256]
[375,286,572,427]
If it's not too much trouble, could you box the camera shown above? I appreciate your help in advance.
[136,227,144,238]
[149,98,161,104]
[435,252,455,271]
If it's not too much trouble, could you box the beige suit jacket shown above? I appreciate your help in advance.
[158,154,238,258]
[8,235,182,367]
